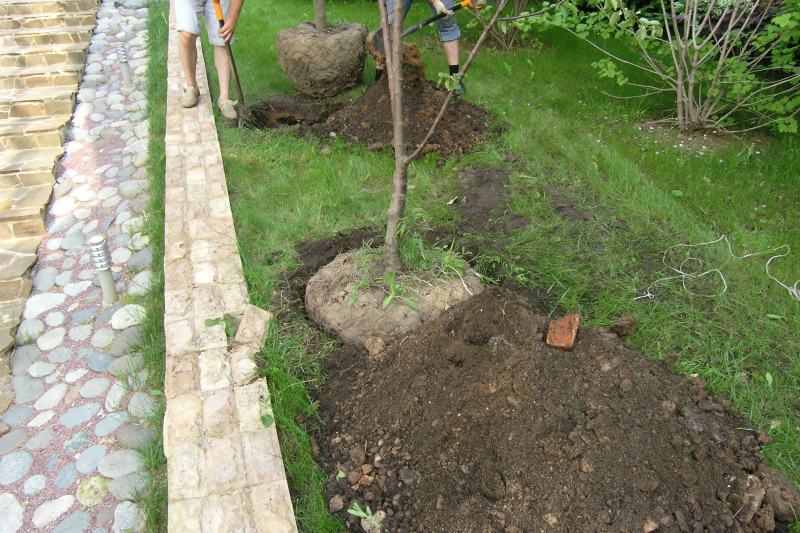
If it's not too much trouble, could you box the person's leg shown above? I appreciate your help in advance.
[213,46,231,102]
[203,0,237,118]
[179,32,199,88]
[432,0,463,94]
[175,0,203,106]
[374,0,414,82]
[442,40,459,68]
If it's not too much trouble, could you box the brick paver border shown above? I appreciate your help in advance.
[161,1,297,530]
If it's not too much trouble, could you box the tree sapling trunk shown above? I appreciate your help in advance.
[380,0,408,273]
[379,0,510,273]
[314,0,327,30]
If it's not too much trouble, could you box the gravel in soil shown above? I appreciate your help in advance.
[316,287,800,533]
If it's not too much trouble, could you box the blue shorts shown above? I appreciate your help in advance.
[385,0,461,43]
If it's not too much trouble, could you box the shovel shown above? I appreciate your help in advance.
[370,0,482,59]
[213,0,245,126]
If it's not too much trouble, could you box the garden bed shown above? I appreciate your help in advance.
[276,167,800,533]
[316,287,799,532]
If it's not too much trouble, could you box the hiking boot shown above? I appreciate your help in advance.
[181,85,199,108]
[218,98,237,119]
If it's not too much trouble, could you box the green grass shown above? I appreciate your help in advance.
[192,1,800,530]
[139,0,169,530]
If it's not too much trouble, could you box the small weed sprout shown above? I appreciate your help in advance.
[382,271,420,311]
[348,502,381,529]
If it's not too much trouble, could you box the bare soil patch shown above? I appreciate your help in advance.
[316,287,800,532]
[272,167,798,532]
[247,45,492,157]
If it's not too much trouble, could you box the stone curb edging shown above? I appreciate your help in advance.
[161,1,297,531]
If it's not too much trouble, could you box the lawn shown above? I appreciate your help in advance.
[193,0,800,530]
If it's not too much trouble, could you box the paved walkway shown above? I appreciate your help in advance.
[0,0,99,397]
[0,1,156,531]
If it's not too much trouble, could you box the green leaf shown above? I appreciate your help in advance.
[765,372,773,388]
[671,189,684,198]
[260,413,274,427]
[336,470,347,481]
[224,316,235,339]
[382,295,394,309]
[150,389,164,396]
[766,314,784,320]
[204,318,223,327]
[400,297,421,312]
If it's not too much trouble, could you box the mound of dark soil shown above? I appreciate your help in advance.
[247,45,492,157]
[317,287,800,532]
[316,71,490,157]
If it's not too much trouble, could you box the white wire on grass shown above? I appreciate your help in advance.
[635,235,800,302]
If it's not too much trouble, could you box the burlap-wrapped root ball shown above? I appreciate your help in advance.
[277,22,368,98]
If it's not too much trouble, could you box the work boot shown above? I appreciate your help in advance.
[181,85,199,108]
[452,78,465,97]
[218,98,237,119]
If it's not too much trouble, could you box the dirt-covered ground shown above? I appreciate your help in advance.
[274,163,800,532]
[316,287,800,532]
[246,45,492,157]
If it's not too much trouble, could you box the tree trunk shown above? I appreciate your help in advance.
[382,0,408,273]
[676,70,686,131]
[384,165,408,272]
[313,0,327,30]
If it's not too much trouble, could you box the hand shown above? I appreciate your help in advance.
[431,0,454,17]
[219,15,238,42]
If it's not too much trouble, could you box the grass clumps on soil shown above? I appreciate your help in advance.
[318,287,800,532]
[348,228,474,311]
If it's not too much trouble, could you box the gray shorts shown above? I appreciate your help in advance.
[386,0,461,42]
[175,0,233,46]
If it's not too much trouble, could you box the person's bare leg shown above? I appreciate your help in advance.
[443,39,459,69]
[213,45,231,102]
[179,31,198,88]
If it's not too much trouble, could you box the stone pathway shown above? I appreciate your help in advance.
[0,1,157,531]
[0,0,99,403]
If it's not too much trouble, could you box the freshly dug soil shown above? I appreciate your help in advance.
[247,44,492,157]
[316,46,491,157]
[244,94,335,128]
[317,287,800,532]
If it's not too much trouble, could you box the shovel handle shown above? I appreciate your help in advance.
[213,0,225,27]
[402,0,478,36]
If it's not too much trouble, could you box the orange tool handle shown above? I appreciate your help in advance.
[213,0,225,26]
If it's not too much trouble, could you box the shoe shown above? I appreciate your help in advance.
[218,98,237,119]
[181,85,200,108]
[452,78,465,97]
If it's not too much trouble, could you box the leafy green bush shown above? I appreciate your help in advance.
[538,0,800,132]
[466,0,547,49]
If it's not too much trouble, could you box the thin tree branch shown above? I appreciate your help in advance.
[404,0,511,163]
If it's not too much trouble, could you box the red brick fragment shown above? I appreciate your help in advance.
[546,313,581,351]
